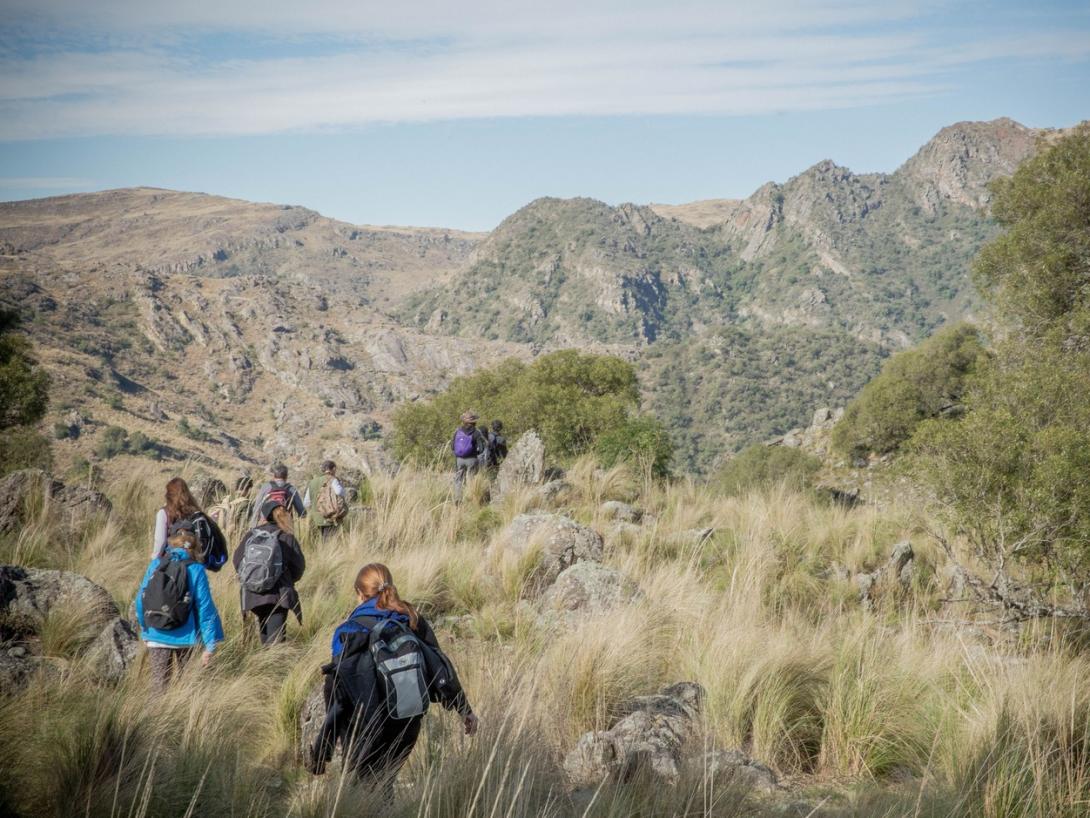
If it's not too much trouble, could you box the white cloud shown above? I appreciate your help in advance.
[0,0,1086,140]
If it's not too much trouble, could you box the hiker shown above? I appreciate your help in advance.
[208,472,254,543]
[233,500,306,646]
[486,419,509,469]
[151,477,228,571]
[309,563,478,795]
[304,460,349,539]
[135,521,224,691]
[249,463,306,526]
[451,411,487,503]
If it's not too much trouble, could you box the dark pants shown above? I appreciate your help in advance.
[147,646,193,691]
[453,457,479,503]
[251,604,288,646]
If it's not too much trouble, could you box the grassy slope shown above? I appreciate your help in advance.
[2,462,1088,817]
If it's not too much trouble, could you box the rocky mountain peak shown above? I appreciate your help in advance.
[894,118,1040,212]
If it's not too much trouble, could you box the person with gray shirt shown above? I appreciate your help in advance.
[250,463,306,526]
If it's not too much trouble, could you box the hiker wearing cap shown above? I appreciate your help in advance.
[151,477,228,571]
[135,523,224,691]
[451,411,488,503]
[233,500,306,646]
[304,460,348,540]
[485,419,508,470]
[249,463,306,527]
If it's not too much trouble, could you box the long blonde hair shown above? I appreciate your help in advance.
[269,505,293,535]
[354,563,418,629]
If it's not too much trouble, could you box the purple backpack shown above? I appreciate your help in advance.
[453,428,476,458]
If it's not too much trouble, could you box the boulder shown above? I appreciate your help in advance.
[854,540,916,610]
[678,527,716,547]
[0,649,67,689]
[694,749,778,794]
[564,682,705,788]
[0,469,111,535]
[534,479,572,505]
[499,513,604,588]
[600,501,642,523]
[0,565,138,686]
[495,431,545,499]
[298,680,327,764]
[540,562,641,616]
[610,521,643,541]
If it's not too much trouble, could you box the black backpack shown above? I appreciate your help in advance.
[173,512,227,572]
[141,556,194,630]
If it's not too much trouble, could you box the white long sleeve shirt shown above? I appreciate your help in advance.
[151,507,168,559]
[303,477,344,508]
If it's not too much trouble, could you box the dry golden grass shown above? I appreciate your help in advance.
[2,463,1090,816]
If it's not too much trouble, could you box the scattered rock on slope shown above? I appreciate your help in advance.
[540,561,641,616]
[600,500,642,523]
[0,470,111,535]
[854,540,915,610]
[498,513,604,588]
[0,565,138,685]
[495,430,545,499]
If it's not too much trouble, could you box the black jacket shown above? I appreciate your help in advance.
[232,524,306,620]
[310,613,471,779]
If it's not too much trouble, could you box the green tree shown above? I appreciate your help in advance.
[391,350,643,465]
[0,309,50,430]
[909,126,1090,622]
[595,414,673,478]
[832,323,986,460]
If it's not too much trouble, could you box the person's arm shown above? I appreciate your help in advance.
[189,564,225,653]
[310,679,354,774]
[133,560,157,629]
[291,487,307,518]
[283,534,306,582]
[303,484,312,509]
[206,516,228,571]
[415,617,473,718]
[331,477,345,497]
[249,484,269,526]
[151,508,167,559]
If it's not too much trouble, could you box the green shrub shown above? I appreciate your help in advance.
[391,350,642,465]
[0,309,49,431]
[0,428,53,475]
[94,426,166,460]
[715,444,821,496]
[832,323,986,460]
[52,422,72,440]
[595,414,673,477]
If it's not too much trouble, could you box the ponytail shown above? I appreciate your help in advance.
[270,505,293,535]
[354,563,419,629]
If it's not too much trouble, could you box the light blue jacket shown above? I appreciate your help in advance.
[135,548,225,651]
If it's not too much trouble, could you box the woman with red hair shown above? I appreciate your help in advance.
[309,563,477,794]
[151,477,227,570]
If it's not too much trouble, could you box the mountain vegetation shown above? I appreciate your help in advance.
[0,308,51,473]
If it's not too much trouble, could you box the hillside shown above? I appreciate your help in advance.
[400,118,1058,470]
[0,118,1068,476]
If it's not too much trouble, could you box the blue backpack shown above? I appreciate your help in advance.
[453,428,477,458]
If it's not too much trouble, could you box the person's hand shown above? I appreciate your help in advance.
[201,650,213,668]
[464,713,479,736]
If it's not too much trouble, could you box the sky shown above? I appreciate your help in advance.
[0,0,1087,231]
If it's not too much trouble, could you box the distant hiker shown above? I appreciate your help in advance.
[233,500,306,646]
[151,477,228,571]
[135,523,224,691]
[250,463,306,527]
[486,419,509,469]
[208,472,254,543]
[451,411,487,503]
[304,460,349,539]
[309,563,477,795]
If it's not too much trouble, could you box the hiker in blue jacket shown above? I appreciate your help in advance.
[309,563,477,795]
[451,411,488,503]
[135,521,224,690]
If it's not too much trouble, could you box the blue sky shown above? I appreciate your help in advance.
[0,0,1087,231]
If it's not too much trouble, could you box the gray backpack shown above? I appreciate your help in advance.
[238,528,283,593]
[368,618,430,720]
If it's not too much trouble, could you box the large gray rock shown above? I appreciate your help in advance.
[495,431,545,499]
[540,561,641,616]
[499,513,604,588]
[0,565,137,686]
[854,540,915,610]
[564,682,705,788]
[0,469,111,535]
[299,680,326,763]
[600,501,642,523]
[694,749,778,793]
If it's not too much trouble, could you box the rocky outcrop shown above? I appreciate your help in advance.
[0,565,138,686]
[693,749,778,794]
[540,561,641,616]
[600,500,642,523]
[498,513,604,589]
[299,680,327,765]
[0,470,111,535]
[773,406,843,457]
[495,431,545,499]
[564,682,705,787]
[854,541,915,610]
